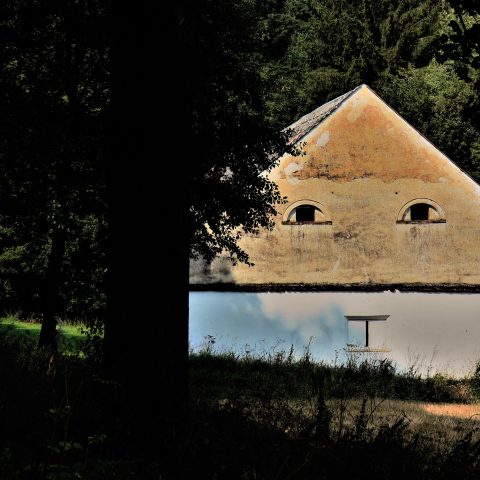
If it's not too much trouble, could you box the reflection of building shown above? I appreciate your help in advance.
[190,85,480,375]
[345,315,389,352]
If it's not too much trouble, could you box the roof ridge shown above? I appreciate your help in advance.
[287,85,364,144]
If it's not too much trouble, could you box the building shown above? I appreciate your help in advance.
[190,84,480,376]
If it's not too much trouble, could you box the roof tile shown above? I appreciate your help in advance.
[286,85,362,144]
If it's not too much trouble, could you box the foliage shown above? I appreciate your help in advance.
[190,349,478,403]
[470,359,480,396]
[0,0,479,319]
[258,0,445,129]
[0,316,86,355]
[188,0,301,265]
[1,332,480,479]
[437,0,480,131]
[1,2,480,472]
[0,326,145,479]
[375,61,480,179]
[0,0,108,333]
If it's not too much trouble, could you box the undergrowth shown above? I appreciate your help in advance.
[190,348,478,403]
[1,330,480,478]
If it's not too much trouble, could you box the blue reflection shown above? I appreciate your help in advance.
[189,292,348,364]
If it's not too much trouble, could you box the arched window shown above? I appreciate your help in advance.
[396,199,446,224]
[282,200,332,225]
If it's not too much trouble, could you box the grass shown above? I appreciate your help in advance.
[322,398,480,450]
[190,349,478,403]
[187,350,480,478]
[0,315,86,355]
[1,325,480,478]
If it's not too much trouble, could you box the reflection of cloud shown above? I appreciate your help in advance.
[259,293,345,344]
[189,291,480,377]
[189,292,347,361]
[302,323,322,341]
[261,293,324,324]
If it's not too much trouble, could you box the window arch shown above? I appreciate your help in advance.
[396,198,446,224]
[282,200,332,225]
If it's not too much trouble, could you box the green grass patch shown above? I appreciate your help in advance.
[0,316,86,356]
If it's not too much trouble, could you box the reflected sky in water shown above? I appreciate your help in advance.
[190,292,346,362]
[189,291,480,376]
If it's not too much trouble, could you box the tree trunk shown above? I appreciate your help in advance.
[38,227,66,350]
[104,0,190,441]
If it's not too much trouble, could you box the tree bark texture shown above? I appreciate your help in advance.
[38,227,66,350]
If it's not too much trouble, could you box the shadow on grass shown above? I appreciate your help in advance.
[1,334,480,478]
[0,318,86,356]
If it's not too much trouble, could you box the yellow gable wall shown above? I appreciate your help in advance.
[190,85,480,286]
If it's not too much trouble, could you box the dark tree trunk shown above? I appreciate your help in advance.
[104,0,190,443]
[38,227,66,350]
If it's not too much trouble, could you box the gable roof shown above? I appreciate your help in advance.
[287,85,362,144]
[284,83,480,191]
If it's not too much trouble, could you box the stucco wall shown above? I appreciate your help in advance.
[190,85,480,286]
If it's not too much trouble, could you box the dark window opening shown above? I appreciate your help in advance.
[410,203,429,221]
[295,206,315,222]
[346,315,390,352]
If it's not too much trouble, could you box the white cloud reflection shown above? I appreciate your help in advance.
[189,291,480,377]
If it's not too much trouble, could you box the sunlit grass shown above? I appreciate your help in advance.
[0,315,86,356]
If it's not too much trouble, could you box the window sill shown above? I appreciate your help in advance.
[396,220,446,224]
[346,346,391,353]
[282,221,332,225]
